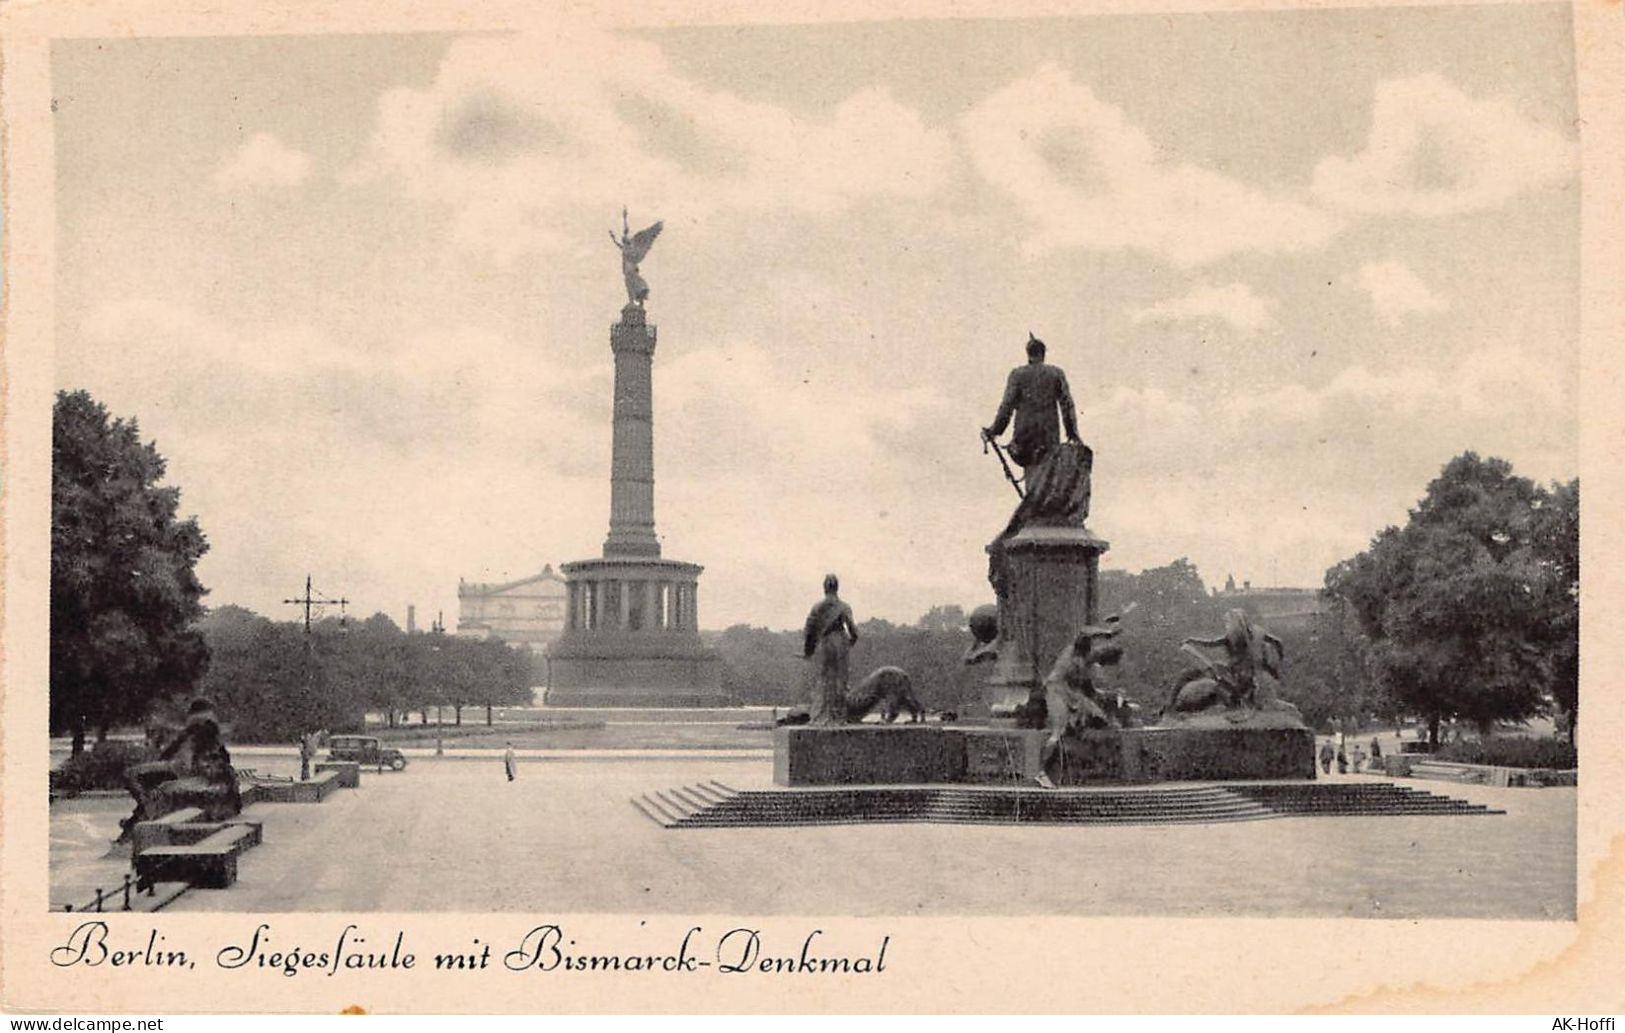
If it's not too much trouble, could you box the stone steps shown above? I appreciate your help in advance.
[1228,784,1501,816]
[631,781,1502,829]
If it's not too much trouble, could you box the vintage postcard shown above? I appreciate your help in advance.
[3,0,1622,1015]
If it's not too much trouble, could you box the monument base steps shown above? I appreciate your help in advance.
[632,780,1501,828]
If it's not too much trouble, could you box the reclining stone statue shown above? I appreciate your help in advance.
[1163,608,1302,723]
[117,697,242,844]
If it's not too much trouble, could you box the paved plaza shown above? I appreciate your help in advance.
[54,754,1575,919]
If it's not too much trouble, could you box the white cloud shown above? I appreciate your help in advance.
[958,63,1343,266]
[1313,74,1576,216]
[1216,347,1567,425]
[77,298,610,465]
[1130,282,1277,334]
[85,298,355,377]
[1355,259,1447,323]
[213,132,313,190]
[347,26,953,261]
[658,339,944,484]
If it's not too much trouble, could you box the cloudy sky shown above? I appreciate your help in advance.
[51,6,1580,631]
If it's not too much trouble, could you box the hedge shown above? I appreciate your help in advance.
[1434,736,1576,769]
[54,741,157,795]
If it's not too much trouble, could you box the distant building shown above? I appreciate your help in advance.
[1213,574,1329,633]
[455,566,568,653]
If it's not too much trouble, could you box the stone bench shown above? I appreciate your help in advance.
[258,769,342,803]
[129,806,206,857]
[135,826,254,889]
[314,761,360,788]
[1409,761,1487,783]
[166,817,263,851]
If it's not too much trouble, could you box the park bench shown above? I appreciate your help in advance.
[314,760,361,788]
[129,806,205,857]
[134,825,254,889]
[257,769,342,803]
[297,769,341,801]
[1408,760,1487,784]
[166,816,264,850]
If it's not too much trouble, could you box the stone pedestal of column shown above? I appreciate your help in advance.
[983,525,1109,718]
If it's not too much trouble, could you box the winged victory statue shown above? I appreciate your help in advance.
[610,208,664,306]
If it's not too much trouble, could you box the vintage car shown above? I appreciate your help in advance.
[326,734,408,771]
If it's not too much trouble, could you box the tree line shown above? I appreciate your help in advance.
[197,607,534,743]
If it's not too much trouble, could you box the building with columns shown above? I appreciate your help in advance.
[545,301,725,706]
[454,566,568,653]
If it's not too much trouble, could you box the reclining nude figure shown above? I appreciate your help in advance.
[1166,608,1289,717]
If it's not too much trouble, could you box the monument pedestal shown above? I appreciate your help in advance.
[773,723,1315,786]
[985,525,1109,716]
[547,557,723,706]
[773,726,964,785]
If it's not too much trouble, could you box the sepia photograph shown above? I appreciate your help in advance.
[3,0,1622,1016]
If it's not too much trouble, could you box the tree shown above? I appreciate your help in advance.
[1325,453,1575,745]
[51,390,210,753]
[460,637,535,724]
[343,613,409,723]
[1265,596,1386,732]
[1532,478,1579,737]
[714,624,803,706]
[198,609,366,743]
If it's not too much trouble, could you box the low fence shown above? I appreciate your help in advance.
[58,873,138,913]
[1381,755,1577,787]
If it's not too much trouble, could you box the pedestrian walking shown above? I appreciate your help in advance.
[298,731,314,782]
[503,742,517,782]
[1318,740,1335,775]
[1352,746,1367,773]
[1336,746,1348,774]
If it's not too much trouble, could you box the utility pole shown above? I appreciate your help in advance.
[282,575,350,764]
[283,575,350,634]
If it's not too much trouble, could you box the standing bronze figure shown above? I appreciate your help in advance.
[982,332,1081,471]
[802,574,860,726]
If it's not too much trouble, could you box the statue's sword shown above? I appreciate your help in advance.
[980,429,1025,499]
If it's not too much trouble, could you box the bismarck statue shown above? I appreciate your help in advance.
[981,332,1096,576]
[976,333,1108,724]
[983,332,1081,471]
